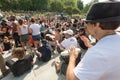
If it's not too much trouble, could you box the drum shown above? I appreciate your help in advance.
[60,48,81,64]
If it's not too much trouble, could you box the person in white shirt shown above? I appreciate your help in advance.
[18,19,32,51]
[57,29,78,50]
[29,18,41,49]
[55,29,79,74]
[66,2,120,80]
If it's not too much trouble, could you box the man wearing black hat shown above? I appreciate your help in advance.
[66,2,120,80]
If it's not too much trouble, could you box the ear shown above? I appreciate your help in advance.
[93,22,101,30]
[94,22,100,27]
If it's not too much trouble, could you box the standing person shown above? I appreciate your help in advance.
[29,18,41,49]
[12,21,21,47]
[18,19,32,51]
[66,2,120,80]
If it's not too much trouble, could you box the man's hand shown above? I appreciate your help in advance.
[68,46,79,60]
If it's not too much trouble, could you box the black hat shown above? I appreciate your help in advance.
[79,27,85,32]
[85,2,120,22]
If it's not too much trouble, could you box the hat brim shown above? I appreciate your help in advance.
[63,31,67,34]
[63,31,73,35]
[84,16,120,22]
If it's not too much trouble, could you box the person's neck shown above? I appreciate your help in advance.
[18,57,24,60]
[96,30,116,40]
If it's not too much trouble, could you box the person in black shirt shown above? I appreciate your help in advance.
[6,47,34,77]
[3,36,12,51]
[77,27,92,58]
[37,39,51,62]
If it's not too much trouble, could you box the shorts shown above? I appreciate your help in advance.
[20,34,29,42]
[32,34,41,41]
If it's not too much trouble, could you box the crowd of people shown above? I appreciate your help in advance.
[0,1,120,80]
[0,10,92,79]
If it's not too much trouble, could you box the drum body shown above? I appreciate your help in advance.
[60,48,81,64]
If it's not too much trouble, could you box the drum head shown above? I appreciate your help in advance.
[61,50,69,56]
[60,48,81,56]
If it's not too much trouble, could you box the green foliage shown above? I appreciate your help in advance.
[64,0,77,8]
[50,0,63,12]
[17,0,32,10]
[77,0,83,10]
[72,7,81,14]
[0,0,84,15]
[64,6,73,15]
[82,0,98,14]
[82,4,91,14]
[31,0,48,10]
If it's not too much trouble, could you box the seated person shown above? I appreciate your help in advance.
[37,39,51,62]
[6,47,34,77]
[45,34,56,51]
[3,36,12,51]
[55,47,81,75]
[54,29,93,75]
[76,27,92,58]
[56,29,78,52]
[0,54,10,79]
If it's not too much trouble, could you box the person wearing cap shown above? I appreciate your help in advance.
[37,39,51,62]
[56,29,78,50]
[66,2,120,80]
[55,29,78,75]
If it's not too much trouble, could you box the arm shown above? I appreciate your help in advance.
[29,28,33,34]
[17,26,21,36]
[28,27,32,34]
[66,46,79,80]
[56,40,65,50]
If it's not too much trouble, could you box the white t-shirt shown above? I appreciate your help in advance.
[29,23,41,36]
[74,32,120,80]
[19,25,29,35]
[60,37,78,50]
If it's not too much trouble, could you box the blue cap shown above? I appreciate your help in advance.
[42,39,48,44]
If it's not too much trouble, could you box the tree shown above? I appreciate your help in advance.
[82,0,98,14]
[64,6,73,15]
[82,3,91,14]
[50,0,63,12]
[72,7,81,14]
[0,0,81,12]
[64,0,77,8]
[77,0,83,10]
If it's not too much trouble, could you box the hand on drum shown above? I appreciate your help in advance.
[68,46,79,60]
